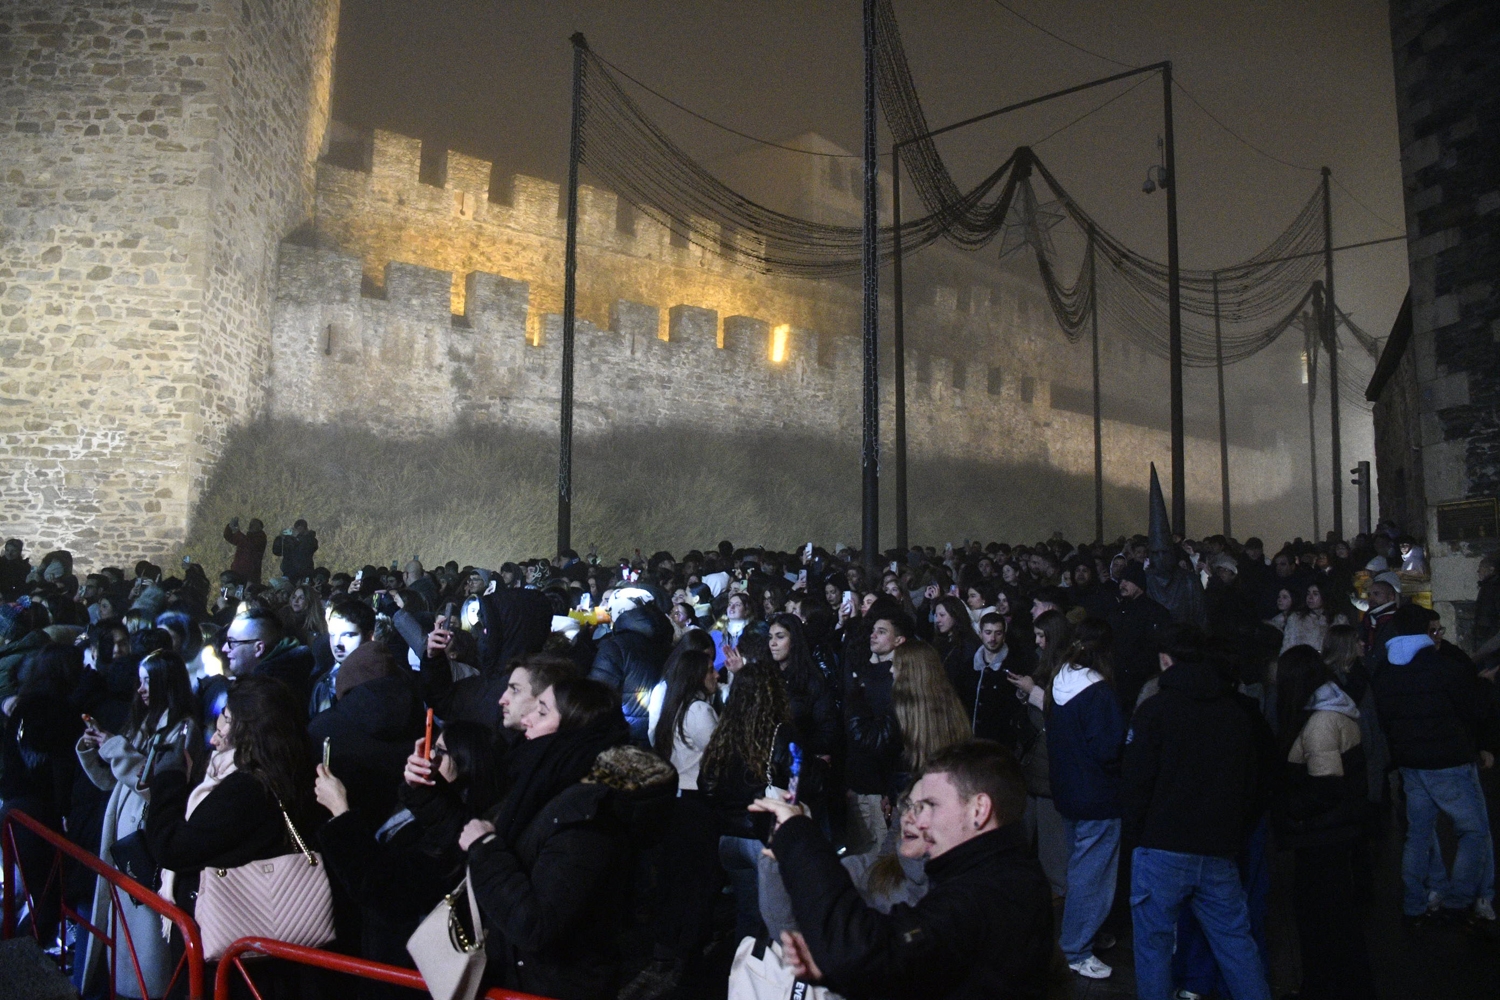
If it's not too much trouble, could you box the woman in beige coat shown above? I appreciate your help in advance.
[76,650,199,999]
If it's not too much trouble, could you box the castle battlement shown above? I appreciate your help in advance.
[271,122,1294,507]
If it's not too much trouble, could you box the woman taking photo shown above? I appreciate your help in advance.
[77,650,200,999]
[1274,644,1375,1000]
[712,591,758,671]
[462,676,669,1000]
[315,720,503,984]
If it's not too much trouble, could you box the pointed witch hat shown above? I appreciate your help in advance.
[1148,463,1172,557]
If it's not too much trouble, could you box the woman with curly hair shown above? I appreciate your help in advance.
[701,656,800,941]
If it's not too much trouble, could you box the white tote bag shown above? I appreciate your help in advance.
[727,935,840,1000]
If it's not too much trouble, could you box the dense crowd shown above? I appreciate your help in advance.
[0,513,1496,1000]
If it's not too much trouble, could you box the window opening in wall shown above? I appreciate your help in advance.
[616,200,635,235]
[771,324,790,363]
[957,286,971,313]
[487,164,514,205]
[951,361,965,391]
[669,219,690,249]
[1020,376,1036,404]
[719,222,737,259]
[987,367,1003,395]
[418,144,447,188]
[324,324,333,356]
[915,354,931,384]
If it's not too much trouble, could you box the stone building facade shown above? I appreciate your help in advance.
[0,0,339,561]
[1386,0,1500,640]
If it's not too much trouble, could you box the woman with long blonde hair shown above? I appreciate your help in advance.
[848,640,971,808]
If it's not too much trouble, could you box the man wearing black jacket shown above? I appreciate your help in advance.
[1122,625,1270,1000]
[754,740,1051,1000]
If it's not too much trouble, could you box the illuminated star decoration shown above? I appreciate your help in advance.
[998,180,1066,260]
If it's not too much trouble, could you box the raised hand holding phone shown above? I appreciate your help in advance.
[404,738,435,787]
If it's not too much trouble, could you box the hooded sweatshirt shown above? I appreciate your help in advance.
[1047,665,1126,821]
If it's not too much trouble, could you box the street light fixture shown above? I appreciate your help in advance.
[1142,137,1170,194]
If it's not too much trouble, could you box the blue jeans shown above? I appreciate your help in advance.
[719,835,766,942]
[1059,817,1120,964]
[1130,847,1270,1000]
[1173,815,1270,996]
[1401,764,1493,914]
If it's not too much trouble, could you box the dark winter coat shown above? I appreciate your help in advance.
[1372,643,1494,770]
[309,672,425,825]
[477,587,553,677]
[223,525,267,585]
[786,666,840,759]
[950,646,1031,751]
[468,746,676,1000]
[771,817,1052,1000]
[1121,660,1261,858]
[589,606,673,744]
[1046,680,1125,821]
[145,768,290,920]
[317,777,476,973]
[1106,593,1173,711]
[254,639,317,714]
[704,721,820,839]
[843,656,895,795]
[271,530,319,580]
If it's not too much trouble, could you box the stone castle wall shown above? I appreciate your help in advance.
[1388,0,1500,641]
[0,0,340,564]
[272,130,1294,506]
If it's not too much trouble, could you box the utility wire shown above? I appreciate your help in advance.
[1331,174,1405,235]
[1171,80,1319,173]
[1034,76,1154,147]
[984,0,1135,69]
[590,49,873,159]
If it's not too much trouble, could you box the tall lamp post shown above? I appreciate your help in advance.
[890,61,1183,543]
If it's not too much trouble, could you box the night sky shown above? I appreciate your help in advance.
[331,0,1408,342]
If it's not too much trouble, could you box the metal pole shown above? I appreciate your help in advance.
[1303,296,1321,540]
[860,0,880,569]
[1089,227,1103,544]
[892,144,908,552]
[1355,460,1371,536]
[1213,272,1230,536]
[1162,63,1185,538]
[1322,167,1343,542]
[557,33,586,557]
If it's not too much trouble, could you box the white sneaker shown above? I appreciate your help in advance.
[1173,991,1204,1000]
[1475,898,1497,921]
[1069,956,1112,979]
[1427,889,1442,913]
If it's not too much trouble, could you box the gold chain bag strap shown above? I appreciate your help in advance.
[407,868,487,1000]
[194,801,335,961]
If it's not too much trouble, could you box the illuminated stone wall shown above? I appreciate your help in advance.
[0,0,339,563]
[271,127,1294,513]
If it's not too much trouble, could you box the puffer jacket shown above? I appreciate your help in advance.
[1276,682,1368,848]
[1372,635,1495,770]
[468,745,677,1000]
[589,606,672,744]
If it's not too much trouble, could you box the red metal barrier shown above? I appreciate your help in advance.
[215,937,554,1000]
[1,808,206,1000]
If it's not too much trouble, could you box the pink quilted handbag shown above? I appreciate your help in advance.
[195,807,335,961]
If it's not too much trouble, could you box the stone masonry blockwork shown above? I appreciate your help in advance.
[0,0,339,565]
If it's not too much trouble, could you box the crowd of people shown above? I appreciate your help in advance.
[0,512,1496,1000]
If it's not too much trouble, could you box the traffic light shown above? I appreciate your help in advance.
[1351,461,1371,535]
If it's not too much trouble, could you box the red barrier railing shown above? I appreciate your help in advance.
[1,808,206,1000]
[216,937,554,1000]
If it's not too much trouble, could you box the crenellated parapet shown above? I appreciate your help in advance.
[272,122,1295,505]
